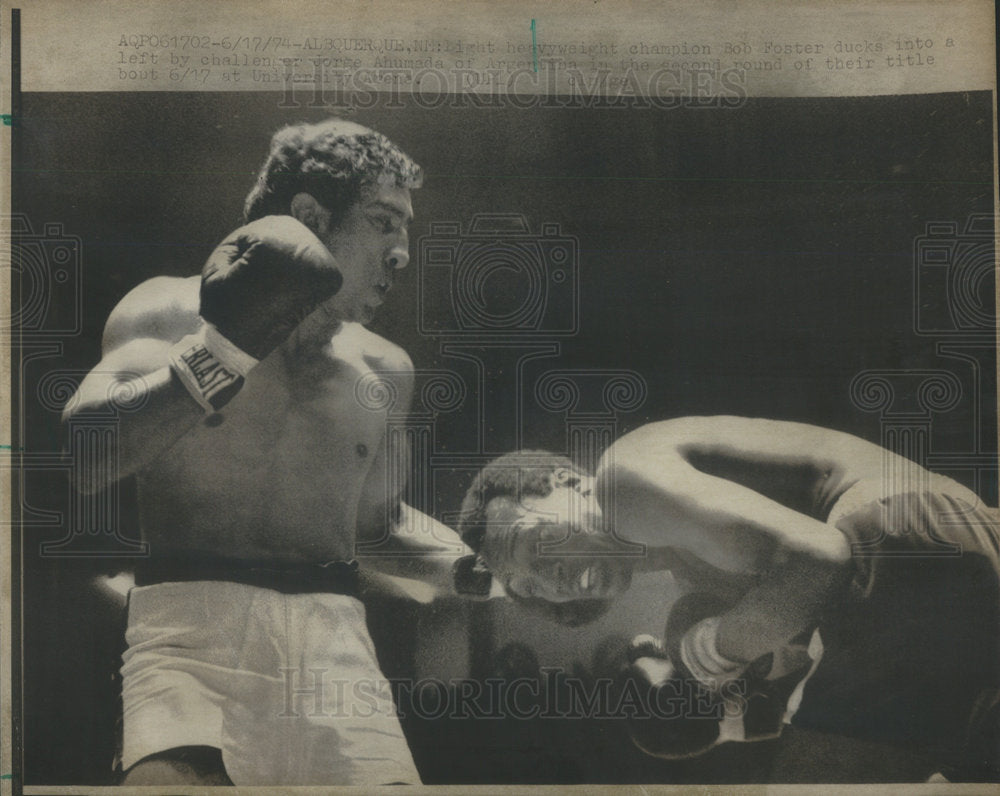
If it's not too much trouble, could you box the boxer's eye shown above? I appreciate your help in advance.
[369,214,395,233]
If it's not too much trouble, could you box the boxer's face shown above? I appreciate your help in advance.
[316,181,413,325]
[484,479,634,603]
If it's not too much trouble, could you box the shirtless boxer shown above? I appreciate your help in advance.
[64,120,467,786]
[457,416,1000,779]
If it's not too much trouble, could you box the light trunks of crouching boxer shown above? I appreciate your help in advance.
[65,120,471,786]
[455,417,1000,780]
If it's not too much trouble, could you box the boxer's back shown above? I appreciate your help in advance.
[108,276,406,564]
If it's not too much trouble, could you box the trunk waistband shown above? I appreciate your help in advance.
[134,555,360,596]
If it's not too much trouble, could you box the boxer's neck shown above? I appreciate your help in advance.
[289,306,345,350]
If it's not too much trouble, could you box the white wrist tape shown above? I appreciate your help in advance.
[168,323,259,412]
[679,616,744,690]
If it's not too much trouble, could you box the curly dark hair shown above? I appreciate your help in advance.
[458,451,615,627]
[243,119,423,226]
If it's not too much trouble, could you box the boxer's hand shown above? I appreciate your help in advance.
[200,216,343,360]
[622,648,723,760]
[452,554,494,599]
[622,593,737,760]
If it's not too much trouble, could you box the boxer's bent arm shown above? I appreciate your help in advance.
[597,416,854,663]
[598,453,851,567]
[63,280,204,493]
[602,458,849,661]
[354,356,471,597]
[604,460,850,663]
[714,552,845,663]
[357,504,472,599]
[597,417,855,564]
[63,337,203,493]
[611,416,887,501]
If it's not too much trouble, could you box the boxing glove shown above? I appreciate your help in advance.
[624,593,813,759]
[623,593,735,760]
[169,216,343,412]
[667,594,813,744]
[200,215,343,360]
[452,554,494,599]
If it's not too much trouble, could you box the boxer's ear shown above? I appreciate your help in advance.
[290,192,329,235]
[453,554,494,599]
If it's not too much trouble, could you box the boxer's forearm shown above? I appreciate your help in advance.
[63,363,204,494]
[357,503,470,597]
[714,551,846,664]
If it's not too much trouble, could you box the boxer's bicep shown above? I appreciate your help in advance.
[598,444,849,567]
[63,338,204,493]
[69,337,174,420]
[681,472,851,564]
[100,275,199,355]
[67,276,199,422]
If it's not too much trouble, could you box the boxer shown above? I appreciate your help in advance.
[456,416,1000,779]
[65,120,469,785]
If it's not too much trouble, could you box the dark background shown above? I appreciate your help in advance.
[12,90,997,784]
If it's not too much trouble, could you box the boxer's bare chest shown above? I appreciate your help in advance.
[138,324,397,561]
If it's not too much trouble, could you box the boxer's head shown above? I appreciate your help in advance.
[458,451,634,626]
[245,119,423,325]
[243,119,423,227]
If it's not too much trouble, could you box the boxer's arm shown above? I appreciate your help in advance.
[713,552,845,664]
[62,278,205,494]
[66,218,345,494]
[596,416,856,565]
[357,504,472,602]
[354,354,471,598]
[604,459,847,662]
[597,416,856,663]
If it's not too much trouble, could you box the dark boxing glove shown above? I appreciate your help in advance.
[624,593,815,760]
[200,215,343,360]
[670,597,815,746]
[452,554,494,599]
[169,216,343,411]
[623,593,741,760]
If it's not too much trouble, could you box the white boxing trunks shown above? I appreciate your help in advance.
[120,580,420,785]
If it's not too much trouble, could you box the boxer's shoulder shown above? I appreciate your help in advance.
[333,323,413,375]
[596,418,694,480]
[102,275,200,353]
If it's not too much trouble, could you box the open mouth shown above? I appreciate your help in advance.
[577,565,604,596]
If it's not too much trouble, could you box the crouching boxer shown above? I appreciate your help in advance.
[455,417,1000,780]
[65,120,470,786]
